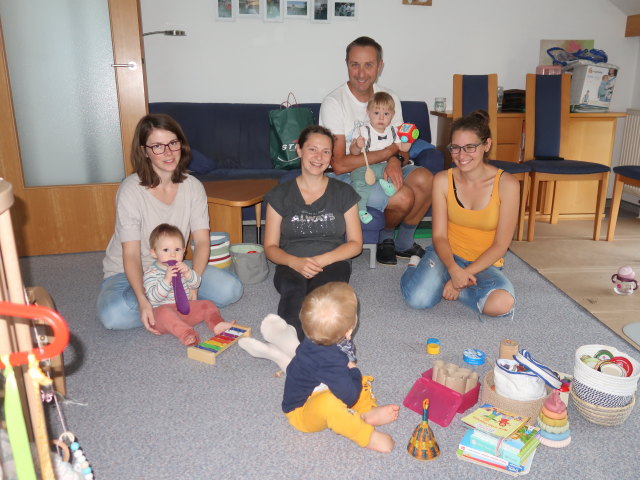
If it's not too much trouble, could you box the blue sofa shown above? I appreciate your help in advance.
[149,101,444,266]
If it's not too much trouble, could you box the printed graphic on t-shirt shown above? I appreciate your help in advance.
[347,119,368,147]
[289,208,336,237]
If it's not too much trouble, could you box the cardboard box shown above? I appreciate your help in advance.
[564,60,619,110]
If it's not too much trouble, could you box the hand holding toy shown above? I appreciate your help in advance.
[165,260,190,314]
[398,123,420,144]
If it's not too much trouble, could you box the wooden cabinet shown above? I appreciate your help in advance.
[431,110,625,221]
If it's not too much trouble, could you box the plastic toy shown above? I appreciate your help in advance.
[187,325,251,365]
[611,265,637,295]
[397,123,420,144]
[426,338,440,355]
[407,399,440,460]
[165,259,190,314]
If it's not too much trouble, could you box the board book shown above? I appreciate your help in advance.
[457,429,537,475]
[187,325,251,365]
[461,403,529,439]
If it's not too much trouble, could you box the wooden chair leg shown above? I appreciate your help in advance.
[593,172,609,241]
[516,173,528,241]
[606,174,624,241]
[549,181,560,224]
[527,173,540,242]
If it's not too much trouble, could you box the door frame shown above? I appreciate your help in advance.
[0,0,148,256]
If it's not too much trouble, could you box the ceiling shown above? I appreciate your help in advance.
[610,0,640,16]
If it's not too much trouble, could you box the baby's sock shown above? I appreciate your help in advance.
[260,314,300,359]
[238,337,293,372]
[359,210,373,224]
[378,178,396,197]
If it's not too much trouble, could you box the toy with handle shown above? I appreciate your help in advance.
[407,398,440,460]
[165,260,190,314]
[359,126,376,185]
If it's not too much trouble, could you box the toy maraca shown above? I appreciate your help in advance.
[611,265,637,295]
[165,260,190,314]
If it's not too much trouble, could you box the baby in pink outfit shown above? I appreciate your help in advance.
[143,223,234,345]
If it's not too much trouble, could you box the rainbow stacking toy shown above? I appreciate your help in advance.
[187,325,251,365]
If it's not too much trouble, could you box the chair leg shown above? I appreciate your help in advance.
[606,174,624,241]
[527,173,540,242]
[549,181,560,224]
[516,173,528,241]
[592,172,609,241]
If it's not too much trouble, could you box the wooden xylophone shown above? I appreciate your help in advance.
[187,325,251,365]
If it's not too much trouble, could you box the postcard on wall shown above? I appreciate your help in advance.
[539,39,595,66]
[333,1,356,20]
[285,0,309,18]
[215,0,236,21]
[311,0,329,23]
[239,0,260,17]
[403,0,432,5]
[264,0,284,22]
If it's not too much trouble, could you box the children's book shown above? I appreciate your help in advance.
[456,448,537,476]
[471,424,541,465]
[461,403,529,439]
[458,429,526,473]
[500,424,541,464]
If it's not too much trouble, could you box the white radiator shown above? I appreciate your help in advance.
[618,108,640,202]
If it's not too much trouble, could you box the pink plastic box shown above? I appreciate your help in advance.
[403,368,480,427]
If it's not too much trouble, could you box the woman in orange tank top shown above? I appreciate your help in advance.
[400,110,520,318]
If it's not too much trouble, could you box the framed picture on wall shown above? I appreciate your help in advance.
[215,0,235,21]
[311,0,329,23]
[285,0,309,19]
[239,0,260,17]
[264,0,284,22]
[333,1,356,20]
[402,0,432,5]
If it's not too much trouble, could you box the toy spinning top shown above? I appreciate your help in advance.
[611,265,637,295]
[407,398,440,461]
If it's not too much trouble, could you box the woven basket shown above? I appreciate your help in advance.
[570,385,636,426]
[574,345,639,396]
[481,370,551,423]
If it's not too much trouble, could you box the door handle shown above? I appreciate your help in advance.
[111,61,137,70]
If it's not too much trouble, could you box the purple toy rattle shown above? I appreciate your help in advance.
[611,265,638,296]
[165,260,190,314]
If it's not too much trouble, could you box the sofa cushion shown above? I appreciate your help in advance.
[189,148,217,174]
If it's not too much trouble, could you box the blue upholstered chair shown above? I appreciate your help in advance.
[452,74,530,240]
[606,165,640,241]
[523,74,610,241]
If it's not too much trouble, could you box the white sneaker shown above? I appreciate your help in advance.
[408,255,421,267]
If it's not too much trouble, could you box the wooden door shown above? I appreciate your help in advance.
[0,0,147,256]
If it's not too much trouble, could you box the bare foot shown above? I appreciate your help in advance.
[213,320,236,335]
[361,404,400,427]
[366,431,395,453]
[183,334,199,346]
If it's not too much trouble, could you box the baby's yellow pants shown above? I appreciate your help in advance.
[285,376,377,447]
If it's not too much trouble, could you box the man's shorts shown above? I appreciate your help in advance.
[327,164,421,211]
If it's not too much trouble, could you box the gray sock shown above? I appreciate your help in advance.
[378,228,395,243]
[395,223,418,251]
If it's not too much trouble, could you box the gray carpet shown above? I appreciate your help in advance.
[18,241,640,480]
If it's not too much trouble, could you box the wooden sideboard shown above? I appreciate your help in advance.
[431,110,626,221]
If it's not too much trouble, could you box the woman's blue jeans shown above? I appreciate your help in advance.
[400,245,515,317]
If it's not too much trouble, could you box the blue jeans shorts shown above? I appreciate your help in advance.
[327,164,420,211]
[400,245,515,319]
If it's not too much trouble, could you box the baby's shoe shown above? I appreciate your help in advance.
[359,210,373,224]
[379,179,396,197]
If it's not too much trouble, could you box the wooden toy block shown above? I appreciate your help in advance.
[187,325,251,365]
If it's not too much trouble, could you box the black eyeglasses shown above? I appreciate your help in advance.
[145,140,182,155]
[447,142,485,154]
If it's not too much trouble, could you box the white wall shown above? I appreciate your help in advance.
[141,0,640,147]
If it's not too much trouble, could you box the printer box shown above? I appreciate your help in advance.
[564,60,618,110]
